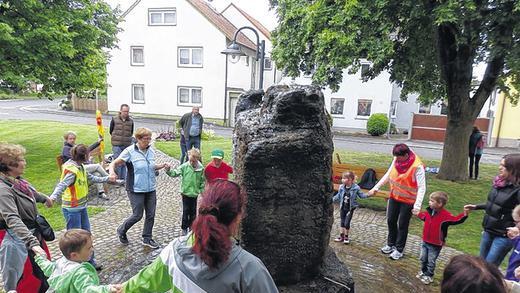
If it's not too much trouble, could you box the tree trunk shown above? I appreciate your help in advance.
[437,116,474,181]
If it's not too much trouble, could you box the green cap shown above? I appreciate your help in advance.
[211,149,224,159]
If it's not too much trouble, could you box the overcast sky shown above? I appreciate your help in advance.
[106,0,278,31]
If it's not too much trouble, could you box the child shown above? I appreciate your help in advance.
[332,171,370,244]
[33,229,121,293]
[166,148,205,236]
[413,191,469,285]
[204,148,233,184]
[505,205,520,282]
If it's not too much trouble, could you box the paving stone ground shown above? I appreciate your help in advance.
[37,150,463,292]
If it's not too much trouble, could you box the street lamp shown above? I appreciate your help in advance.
[221,26,266,126]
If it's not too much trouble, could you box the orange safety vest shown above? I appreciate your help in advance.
[388,156,423,205]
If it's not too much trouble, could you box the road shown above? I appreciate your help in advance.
[0,98,509,164]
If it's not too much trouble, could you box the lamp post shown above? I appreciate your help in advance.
[221,26,266,126]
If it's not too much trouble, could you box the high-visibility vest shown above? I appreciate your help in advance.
[61,163,89,208]
[388,156,423,205]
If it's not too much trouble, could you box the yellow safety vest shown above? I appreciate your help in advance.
[61,163,89,208]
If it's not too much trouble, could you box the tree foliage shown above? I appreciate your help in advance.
[270,0,520,180]
[0,0,120,96]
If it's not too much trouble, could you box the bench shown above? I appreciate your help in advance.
[332,154,390,199]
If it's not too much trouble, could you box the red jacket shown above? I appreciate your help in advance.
[417,207,467,246]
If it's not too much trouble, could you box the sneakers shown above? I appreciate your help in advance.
[94,263,103,271]
[181,229,188,236]
[98,192,109,200]
[343,236,350,244]
[334,235,344,242]
[381,245,395,254]
[389,249,404,260]
[117,227,129,245]
[115,179,125,186]
[142,238,160,249]
[416,271,424,279]
[420,275,433,285]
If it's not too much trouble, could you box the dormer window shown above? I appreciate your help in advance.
[148,8,176,26]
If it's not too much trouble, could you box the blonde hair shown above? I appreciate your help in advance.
[134,127,152,140]
[188,148,201,160]
[63,131,76,140]
[342,171,356,181]
[430,191,448,206]
[0,142,26,171]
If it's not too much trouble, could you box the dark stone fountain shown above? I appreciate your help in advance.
[233,85,354,292]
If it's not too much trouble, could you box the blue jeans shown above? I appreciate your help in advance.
[62,207,97,265]
[479,230,513,266]
[112,145,128,180]
[420,242,442,277]
[186,135,201,153]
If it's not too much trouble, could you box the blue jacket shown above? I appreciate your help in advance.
[332,183,369,211]
[119,144,157,193]
[506,237,520,281]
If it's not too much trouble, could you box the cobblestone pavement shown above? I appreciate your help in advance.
[40,150,464,292]
[331,207,463,292]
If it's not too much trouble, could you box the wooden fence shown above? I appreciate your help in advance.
[72,97,107,113]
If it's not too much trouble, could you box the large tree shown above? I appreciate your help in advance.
[0,0,120,96]
[270,0,520,181]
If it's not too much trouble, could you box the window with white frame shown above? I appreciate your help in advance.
[419,103,431,114]
[264,57,273,70]
[131,46,144,66]
[390,101,398,118]
[357,99,372,117]
[178,47,203,67]
[132,84,145,104]
[148,8,176,26]
[330,98,345,115]
[178,86,202,106]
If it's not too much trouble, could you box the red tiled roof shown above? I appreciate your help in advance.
[186,0,257,50]
[223,3,271,40]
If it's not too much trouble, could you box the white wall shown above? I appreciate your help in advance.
[107,0,252,120]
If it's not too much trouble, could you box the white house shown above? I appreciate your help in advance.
[106,0,281,124]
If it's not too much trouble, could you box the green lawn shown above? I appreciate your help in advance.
[0,120,107,230]
[156,135,498,256]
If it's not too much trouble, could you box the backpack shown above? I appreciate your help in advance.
[358,168,377,190]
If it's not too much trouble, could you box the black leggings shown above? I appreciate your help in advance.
[386,198,413,253]
[469,154,482,179]
[340,208,356,229]
[181,195,198,230]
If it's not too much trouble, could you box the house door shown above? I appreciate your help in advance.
[228,92,241,127]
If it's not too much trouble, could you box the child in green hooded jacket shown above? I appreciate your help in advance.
[166,148,205,236]
[33,229,121,293]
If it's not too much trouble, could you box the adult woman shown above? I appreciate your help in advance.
[468,126,485,180]
[368,143,426,260]
[109,127,167,250]
[0,143,53,292]
[465,153,520,266]
[122,180,278,292]
[50,144,115,270]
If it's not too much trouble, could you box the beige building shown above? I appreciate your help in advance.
[491,89,520,148]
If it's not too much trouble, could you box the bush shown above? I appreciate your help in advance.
[366,113,389,136]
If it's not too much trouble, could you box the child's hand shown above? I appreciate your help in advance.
[109,284,122,293]
[507,227,520,239]
[463,206,471,215]
[412,209,420,216]
[32,246,47,256]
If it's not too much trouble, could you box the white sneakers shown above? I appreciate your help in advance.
[380,245,395,254]
[389,249,404,260]
[420,275,433,285]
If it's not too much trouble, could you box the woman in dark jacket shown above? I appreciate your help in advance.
[468,126,484,180]
[0,143,53,292]
[465,153,520,266]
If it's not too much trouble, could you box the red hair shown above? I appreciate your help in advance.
[191,180,245,269]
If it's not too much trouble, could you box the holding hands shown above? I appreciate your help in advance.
[412,209,420,216]
[109,284,123,293]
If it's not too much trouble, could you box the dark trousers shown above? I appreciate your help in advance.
[186,135,201,152]
[119,190,157,240]
[469,153,482,179]
[340,207,356,229]
[420,242,442,277]
[386,198,413,252]
[181,195,198,230]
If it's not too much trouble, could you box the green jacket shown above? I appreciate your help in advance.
[166,161,205,197]
[35,255,110,293]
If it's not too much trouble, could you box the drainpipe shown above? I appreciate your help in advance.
[223,54,229,127]
[494,91,506,147]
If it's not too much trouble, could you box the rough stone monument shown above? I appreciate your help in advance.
[233,85,354,292]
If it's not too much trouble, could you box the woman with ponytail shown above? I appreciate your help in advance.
[122,180,278,293]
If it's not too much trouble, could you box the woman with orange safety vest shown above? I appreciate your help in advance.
[368,143,426,260]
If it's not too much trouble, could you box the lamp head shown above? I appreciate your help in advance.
[221,42,246,57]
